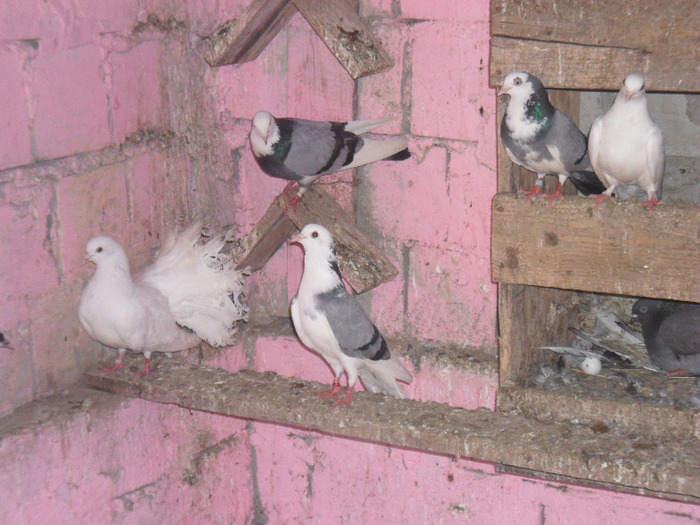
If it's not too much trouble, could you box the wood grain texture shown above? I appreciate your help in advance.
[491,194,700,302]
[490,0,700,91]
[206,0,297,66]
[291,0,393,79]
[84,358,700,501]
[229,185,398,293]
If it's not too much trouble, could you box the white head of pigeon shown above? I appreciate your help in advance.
[289,223,412,408]
[499,72,604,204]
[588,72,665,211]
[249,110,410,212]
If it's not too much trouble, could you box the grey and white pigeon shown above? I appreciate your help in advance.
[290,223,412,407]
[250,110,410,208]
[499,71,605,204]
[588,72,665,210]
[632,298,700,375]
[79,223,248,375]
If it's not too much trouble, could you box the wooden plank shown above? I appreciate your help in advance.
[291,0,393,79]
[490,0,700,91]
[497,284,579,386]
[491,194,700,302]
[83,358,700,501]
[206,0,298,67]
[229,185,398,293]
[287,185,399,293]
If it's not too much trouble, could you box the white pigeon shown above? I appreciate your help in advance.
[290,223,412,407]
[79,223,249,375]
[588,72,665,210]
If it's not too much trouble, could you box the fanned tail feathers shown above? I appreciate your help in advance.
[141,223,248,347]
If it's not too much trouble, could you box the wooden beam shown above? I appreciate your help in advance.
[206,0,298,67]
[229,185,399,293]
[490,0,700,91]
[83,358,700,501]
[206,0,394,79]
[291,0,393,79]
[491,194,700,302]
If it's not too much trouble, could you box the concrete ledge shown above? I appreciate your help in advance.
[85,356,699,502]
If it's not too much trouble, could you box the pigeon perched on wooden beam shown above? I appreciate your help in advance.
[588,72,665,211]
[499,71,605,204]
[79,224,248,375]
[249,110,410,210]
[290,223,412,407]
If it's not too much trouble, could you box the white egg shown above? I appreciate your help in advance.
[581,356,602,375]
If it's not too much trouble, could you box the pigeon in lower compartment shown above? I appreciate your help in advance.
[249,110,410,210]
[78,223,248,375]
[588,72,665,210]
[290,223,412,407]
[499,71,605,204]
[632,298,700,375]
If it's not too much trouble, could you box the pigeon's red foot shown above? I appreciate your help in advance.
[639,196,661,212]
[544,182,565,205]
[590,193,614,207]
[520,184,543,202]
[331,387,354,409]
[101,362,125,374]
[318,379,343,400]
[132,358,153,377]
[282,182,302,214]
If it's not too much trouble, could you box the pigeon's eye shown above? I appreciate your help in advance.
[311,231,319,238]
[514,77,522,86]
[640,306,648,313]
[96,247,103,253]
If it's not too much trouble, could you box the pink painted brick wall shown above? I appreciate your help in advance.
[1,1,697,524]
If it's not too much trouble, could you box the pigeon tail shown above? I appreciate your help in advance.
[569,170,606,196]
[358,356,412,399]
[343,136,410,171]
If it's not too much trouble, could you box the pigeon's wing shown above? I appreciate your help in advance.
[315,285,389,361]
[548,110,591,172]
[587,116,611,188]
[281,118,361,177]
[568,171,606,195]
[657,307,700,357]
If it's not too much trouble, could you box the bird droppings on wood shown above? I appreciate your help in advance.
[84,354,699,501]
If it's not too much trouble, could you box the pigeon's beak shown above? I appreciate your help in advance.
[498,85,510,97]
[289,232,304,246]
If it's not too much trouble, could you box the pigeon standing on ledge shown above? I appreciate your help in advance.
[290,224,412,407]
[588,72,665,210]
[79,223,248,375]
[632,298,700,376]
[249,110,410,209]
[499,71,605,204]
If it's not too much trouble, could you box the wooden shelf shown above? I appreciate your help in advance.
[84,356,700,502]
[492,194,700,302]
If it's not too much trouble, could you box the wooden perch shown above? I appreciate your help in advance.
[230,185,399,294]
[490,0,700,91]
[84,357,700,502]
[206,0,394,79]
[491,194,700,302]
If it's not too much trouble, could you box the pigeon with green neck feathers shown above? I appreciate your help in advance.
[499,71,605,203]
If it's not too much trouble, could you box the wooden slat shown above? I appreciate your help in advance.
[490,0,700,91]
[291,0,393,79]
[83,359,700,501]
[491,194,700,302]
[206,0,298,67]
[229,185,398,293]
